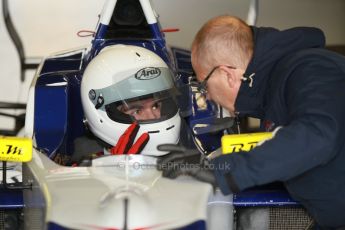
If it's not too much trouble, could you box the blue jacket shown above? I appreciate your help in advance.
[212,26,345,227]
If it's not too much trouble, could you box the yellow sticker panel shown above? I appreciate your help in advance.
[0,136,33,162]
[221,132,273,154]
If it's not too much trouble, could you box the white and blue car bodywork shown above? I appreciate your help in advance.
[1,0,307,229]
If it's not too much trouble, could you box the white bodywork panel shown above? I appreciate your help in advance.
[24,150,234,229]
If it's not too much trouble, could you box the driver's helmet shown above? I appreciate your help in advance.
[81,45,181,156]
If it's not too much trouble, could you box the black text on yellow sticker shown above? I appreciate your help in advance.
[0,137,32,162]
[221,132,273,154]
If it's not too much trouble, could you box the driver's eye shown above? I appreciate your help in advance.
[152,102,161,110]
[132,109,142,115]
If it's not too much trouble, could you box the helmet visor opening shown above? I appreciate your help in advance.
[105,89,178,124]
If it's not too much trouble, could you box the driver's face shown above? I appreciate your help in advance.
[119,98,162,121]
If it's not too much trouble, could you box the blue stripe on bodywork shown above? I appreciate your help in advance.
[34,72,84,158]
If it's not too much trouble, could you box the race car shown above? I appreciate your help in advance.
[0,0,314,229]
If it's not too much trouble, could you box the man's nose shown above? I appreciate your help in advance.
[142,109,159,120]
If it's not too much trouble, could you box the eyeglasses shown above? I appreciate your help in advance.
[196,65,236,95]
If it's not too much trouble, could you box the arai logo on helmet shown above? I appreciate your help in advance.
[135,67,161,80]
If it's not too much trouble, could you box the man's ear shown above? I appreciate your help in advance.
[220,66,236,88]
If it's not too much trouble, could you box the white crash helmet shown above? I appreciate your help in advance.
[81,45,181,156]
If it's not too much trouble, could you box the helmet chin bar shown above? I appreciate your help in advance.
[87,103,182,156]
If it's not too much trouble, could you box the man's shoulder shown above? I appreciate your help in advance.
[279,48,345,69]
[271,47,345,86]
